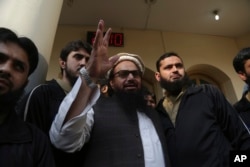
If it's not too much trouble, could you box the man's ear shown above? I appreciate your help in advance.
[238,71,247,81]
[101,85,108,93]
[155,72,161,82]
[59,58,66,69]
[109,80,114,89]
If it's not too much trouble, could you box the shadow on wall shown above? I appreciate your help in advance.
[25,53,48,94]
[187,64,237,104]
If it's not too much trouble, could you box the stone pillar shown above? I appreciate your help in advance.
[0,0,63,93]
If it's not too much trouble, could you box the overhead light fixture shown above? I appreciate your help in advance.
[213,10,220,21]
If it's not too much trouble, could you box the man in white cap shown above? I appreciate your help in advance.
[50,52,171,167]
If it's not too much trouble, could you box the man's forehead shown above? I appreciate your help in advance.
[0,44,29,75]
[70,49,90,56]
[161,57,182,65]
[114,60,138,70]
[0,42,28,60]
[165,56,182,61]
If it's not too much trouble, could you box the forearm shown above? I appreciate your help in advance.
[63,74,97,123]
[49,108,94,152]
[49,77,100,152]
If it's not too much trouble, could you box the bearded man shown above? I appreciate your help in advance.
[154,52,250,167]
[17,39,93,166]
[49,53,172,167]
[233,47,250,130]
[0,27,55,166]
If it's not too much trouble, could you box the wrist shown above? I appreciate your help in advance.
[79,67,97,89]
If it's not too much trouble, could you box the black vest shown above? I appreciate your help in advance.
[80,95,171,167]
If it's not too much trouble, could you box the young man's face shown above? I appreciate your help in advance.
[60,48,90,84]
[0,42,29,95]
[155,56,185,83]
[236,59,250,86]
[155,55,189,95]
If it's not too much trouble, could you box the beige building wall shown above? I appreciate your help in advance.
[47,24,250,103]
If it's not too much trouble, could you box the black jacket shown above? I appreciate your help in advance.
[17,79,83,167]
[18,79,66,134]
[0,110,55,167]
[233,91,250,130]
[156,84,250,167]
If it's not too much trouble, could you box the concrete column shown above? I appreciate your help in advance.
[0,0,63,93]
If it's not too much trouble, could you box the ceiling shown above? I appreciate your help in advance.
[59,0,250,38]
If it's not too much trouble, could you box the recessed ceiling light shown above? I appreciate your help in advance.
[213,10,220,21]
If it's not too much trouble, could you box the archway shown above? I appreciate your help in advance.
[187,64,237,104]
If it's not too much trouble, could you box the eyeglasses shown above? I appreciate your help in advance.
[113,70,142,78]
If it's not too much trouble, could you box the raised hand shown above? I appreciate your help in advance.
[86,20,119,79]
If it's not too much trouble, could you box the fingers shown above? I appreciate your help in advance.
[98,19,104,30]
[93,19,112,49]
[103,28,112,46]
[92,20,104,49]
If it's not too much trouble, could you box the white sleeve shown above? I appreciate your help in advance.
[49,77,100,152]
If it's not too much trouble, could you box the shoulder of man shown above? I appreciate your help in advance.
[17,79,64,120]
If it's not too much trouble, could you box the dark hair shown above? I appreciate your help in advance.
[156,52,183,71]
[96,78,113,96]
[19,37,39,75]
[96,78,109,87]
[143,88,156,103]
[0,27,18,42]
[233,47,250,73]
[60,40,92,61]
[0,27,38,76]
